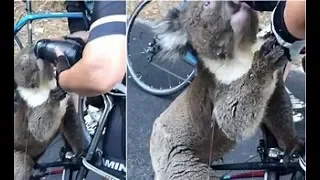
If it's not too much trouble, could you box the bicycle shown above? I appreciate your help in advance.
[14,1,126,180]
[128,1,305,179]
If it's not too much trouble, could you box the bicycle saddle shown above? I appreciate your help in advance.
[34,37,86,66]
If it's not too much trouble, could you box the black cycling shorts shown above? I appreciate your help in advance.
[87,1,126,43]
[86,1,126,178]
[65,1,126,42]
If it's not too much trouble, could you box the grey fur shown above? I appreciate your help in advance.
[150,2,302,180]
[14,45,87,180]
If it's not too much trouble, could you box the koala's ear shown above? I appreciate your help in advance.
[152,7,189,62]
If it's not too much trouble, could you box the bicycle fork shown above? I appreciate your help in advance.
[75,95,118,180]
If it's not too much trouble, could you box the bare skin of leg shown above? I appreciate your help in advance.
[282,0,305,81]
[284,0,305,40]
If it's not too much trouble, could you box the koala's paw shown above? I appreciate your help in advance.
[282,138,305,167]
[255,36,288,70]
[50,86,66,102]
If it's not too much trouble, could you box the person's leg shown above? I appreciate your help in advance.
[283,0,305,40]
[281,0,306,121]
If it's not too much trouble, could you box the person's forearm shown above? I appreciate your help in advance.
[58,59,107,97]
[284,0,305,39]
[59,36,126,97]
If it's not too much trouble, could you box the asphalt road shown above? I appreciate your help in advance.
[126,21,305,180]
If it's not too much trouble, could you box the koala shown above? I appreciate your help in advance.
[14,45,88,180]
[149,1,303,180]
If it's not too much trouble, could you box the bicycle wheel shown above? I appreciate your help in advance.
[127,0,196,96]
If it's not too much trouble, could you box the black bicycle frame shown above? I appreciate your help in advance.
[75,94,113,179]
[210,124,304,179]
[31,92,126,180]
[75,91,126,180]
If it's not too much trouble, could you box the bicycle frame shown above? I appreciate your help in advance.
[14,0,84,48]
[31,90,127,180]
[209,124,305,180]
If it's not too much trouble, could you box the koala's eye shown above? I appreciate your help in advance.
[204,1,211,7]
[30,82,36,88]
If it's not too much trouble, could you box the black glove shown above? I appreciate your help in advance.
[55,55,71,87]
[241,1,278,12]
[34,37,85,66]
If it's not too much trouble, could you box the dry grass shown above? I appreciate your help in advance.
[14,0,69,54]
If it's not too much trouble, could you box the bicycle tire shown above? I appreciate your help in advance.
[127,0,195,96]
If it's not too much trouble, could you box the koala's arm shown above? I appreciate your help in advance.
[212,38,287,141]
[60,103,90,155]
[262,72,303,154]
[27,87,67,142]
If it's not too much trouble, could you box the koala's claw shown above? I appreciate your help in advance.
[260,36,278,56]
[265,46,287,67]
[50,87,66,101]
[258,36,288,69]
[282,139,304,167]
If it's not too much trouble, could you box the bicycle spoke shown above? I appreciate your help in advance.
[167,73,172,89]
[48,136,62,149]
[129,30,153,40]
[150,62,192,84]
[220,154,260,177]
[129,57,153,76]
[127,0,195,95]
[128,51,147,57]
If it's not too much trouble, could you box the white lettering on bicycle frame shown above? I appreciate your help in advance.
[103,159,126,173]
